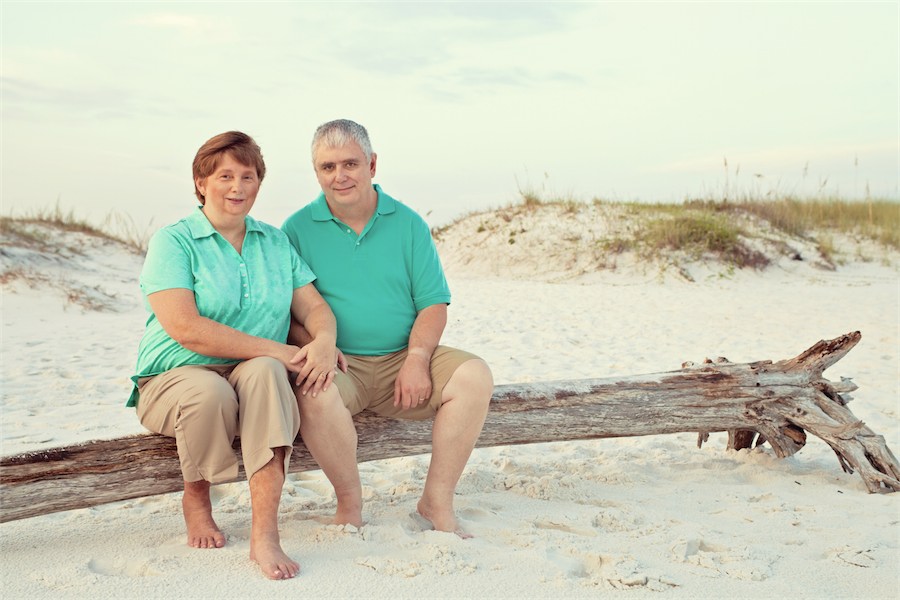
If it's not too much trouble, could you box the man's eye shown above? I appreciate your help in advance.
[345,162,358,168]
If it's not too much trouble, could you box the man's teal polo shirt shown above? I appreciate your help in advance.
[281,185,450,356]
[128,208,315,406]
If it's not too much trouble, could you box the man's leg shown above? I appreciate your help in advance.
[296,384,363,527]
[418,358,493,536]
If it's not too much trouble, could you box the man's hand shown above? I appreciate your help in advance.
[393,352,432,410]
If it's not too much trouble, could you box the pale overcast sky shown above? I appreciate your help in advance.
[2,1,898,230]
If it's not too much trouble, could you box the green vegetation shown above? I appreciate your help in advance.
[636,212,770,269]
[608,196,896,269]
[685,197,900,249]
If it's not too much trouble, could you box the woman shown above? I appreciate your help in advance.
[128,131,337,580]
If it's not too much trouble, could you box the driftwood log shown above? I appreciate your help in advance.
[1,331,897,523]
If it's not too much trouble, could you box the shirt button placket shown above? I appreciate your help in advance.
[240,263,249,303]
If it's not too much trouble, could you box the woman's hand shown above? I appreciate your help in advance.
[289,338,338,397]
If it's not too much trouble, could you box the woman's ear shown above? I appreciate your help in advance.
[195,177,206,204]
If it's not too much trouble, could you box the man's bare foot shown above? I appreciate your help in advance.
[416,499,472,539]
[329,488,363,527]
[183,482,226,549]
[332,503,363,528]
[250,533,300,580]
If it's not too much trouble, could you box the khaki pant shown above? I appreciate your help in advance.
[333,345,480,420]
[136,357,300,483]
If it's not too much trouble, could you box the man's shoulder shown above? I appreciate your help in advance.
[283,202,314,222]
[377,189,430,230]
[282,199,321,230]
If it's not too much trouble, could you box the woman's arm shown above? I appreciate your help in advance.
[287,283,340,396]
[147,288,302,371]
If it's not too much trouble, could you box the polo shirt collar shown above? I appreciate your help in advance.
[186,206,265,239]
[310,184,397,223]
[373,185,397,216]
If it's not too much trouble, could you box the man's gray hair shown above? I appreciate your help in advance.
[311,119,373,162]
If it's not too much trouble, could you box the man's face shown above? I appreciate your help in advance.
[313,141,377,210]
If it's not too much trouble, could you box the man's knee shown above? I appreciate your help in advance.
[297,383,346,419]
[446,359,493,402]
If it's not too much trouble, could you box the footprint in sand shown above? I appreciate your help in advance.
[533,518,598,537]
[87,557,163,577]
[457,506,498,522]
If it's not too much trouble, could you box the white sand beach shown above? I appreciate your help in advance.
[1,210,898,599]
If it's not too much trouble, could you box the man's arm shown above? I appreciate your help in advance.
[394,303,447,410]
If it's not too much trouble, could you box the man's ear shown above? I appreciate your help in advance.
[369,153,377,177]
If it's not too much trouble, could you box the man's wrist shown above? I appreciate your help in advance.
[407,347,432,361]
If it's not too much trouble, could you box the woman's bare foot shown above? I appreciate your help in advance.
[250,533,300,580]
[248,449,298,580]
[416,499,472,539]
[183,480,226,548]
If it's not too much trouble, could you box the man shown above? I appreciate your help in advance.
[281,119,493,537]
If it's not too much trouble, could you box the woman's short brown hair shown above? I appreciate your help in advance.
[192,131,266,204]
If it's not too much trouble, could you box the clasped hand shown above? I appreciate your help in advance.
[286,339,343,397]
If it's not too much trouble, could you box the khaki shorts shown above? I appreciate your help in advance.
[333,345,479,421]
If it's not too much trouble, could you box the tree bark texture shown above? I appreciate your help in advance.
[1,331,896,523]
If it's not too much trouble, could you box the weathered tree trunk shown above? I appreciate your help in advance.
[1,331,896,523]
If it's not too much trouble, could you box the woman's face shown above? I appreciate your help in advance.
[195,153,260,221]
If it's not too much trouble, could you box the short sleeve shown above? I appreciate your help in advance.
[140,228,195,296]
[290,242,316,289]
[410,216,451,312]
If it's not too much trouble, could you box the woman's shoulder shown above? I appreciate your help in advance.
[246,215,290,239]
[147,217,191,247]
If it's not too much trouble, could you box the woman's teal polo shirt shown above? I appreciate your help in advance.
[128,208,314,407]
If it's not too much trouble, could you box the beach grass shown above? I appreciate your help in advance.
[584,192,890,255]
[0,202,151,253]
